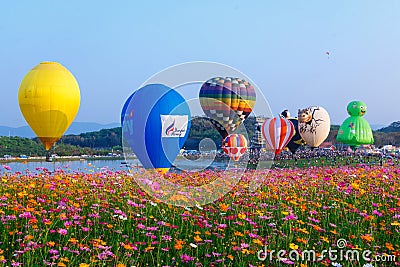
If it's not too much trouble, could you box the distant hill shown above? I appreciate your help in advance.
[59,127,122,149]
[1,119,399,157]
[0,122,120,138]
[377,121,400,133]
[370,124,385,131]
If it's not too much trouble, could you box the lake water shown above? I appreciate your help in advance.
[0,158,233,174]
[0,159,132,173]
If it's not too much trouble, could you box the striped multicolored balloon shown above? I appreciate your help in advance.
[199,77,256,138]
[222,134,248,161]
[261,117,295,155]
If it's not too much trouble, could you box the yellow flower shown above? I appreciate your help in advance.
[25,235,34,240]
[17,191,28,198]
[298,228,310,234]
[194,235,202,242]
[234,231,244,237]
[79,264,90,267]
[242,248,251,254]
[57,263,66,267]
[238,213,246,219]
[144,246,155,252]
[351,182,360,190]
[253,239,263,246]
[68,238,78,244]
[391,221,400,226]
[296,238,307,244]
[281,211,289,216]
[123,244,134,250]
[289,243,298,250]
[320,236,329,243]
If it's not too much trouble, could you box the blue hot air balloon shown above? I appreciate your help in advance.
[122,84,191,174]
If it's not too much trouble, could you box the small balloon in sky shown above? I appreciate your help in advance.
[326,51,330,58]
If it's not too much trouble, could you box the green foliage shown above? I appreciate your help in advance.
[60,127,121,149]
[0,136,46,156]
[1,121,399,157]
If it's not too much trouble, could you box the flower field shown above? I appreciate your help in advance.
[0,164,399,267]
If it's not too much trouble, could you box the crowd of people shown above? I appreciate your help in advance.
[181,145,398,168]
[243,144,399,168]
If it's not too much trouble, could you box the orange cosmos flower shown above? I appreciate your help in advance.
[360,235,374,242]
[219,203,229,212]
[193,235,202,242]
[386,242,394,251]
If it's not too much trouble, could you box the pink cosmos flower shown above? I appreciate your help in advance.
[58,228,68,235]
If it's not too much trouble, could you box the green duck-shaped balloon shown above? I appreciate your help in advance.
[336,101,374,149]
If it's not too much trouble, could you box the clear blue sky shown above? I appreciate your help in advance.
[1,0,399,128]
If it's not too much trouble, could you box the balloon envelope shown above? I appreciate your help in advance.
[199,77,256,138]
[222,134,248,161]
[262,117,295,155]
[121,92,136,126]
[298,106,330,148]
[122,84,191,174]
[336,101,374,148]
[18,62,80,150]
[286,118,305,154]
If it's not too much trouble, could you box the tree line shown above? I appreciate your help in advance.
[0,118,399,157]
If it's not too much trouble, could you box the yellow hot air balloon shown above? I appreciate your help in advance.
[18,62,80,150]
